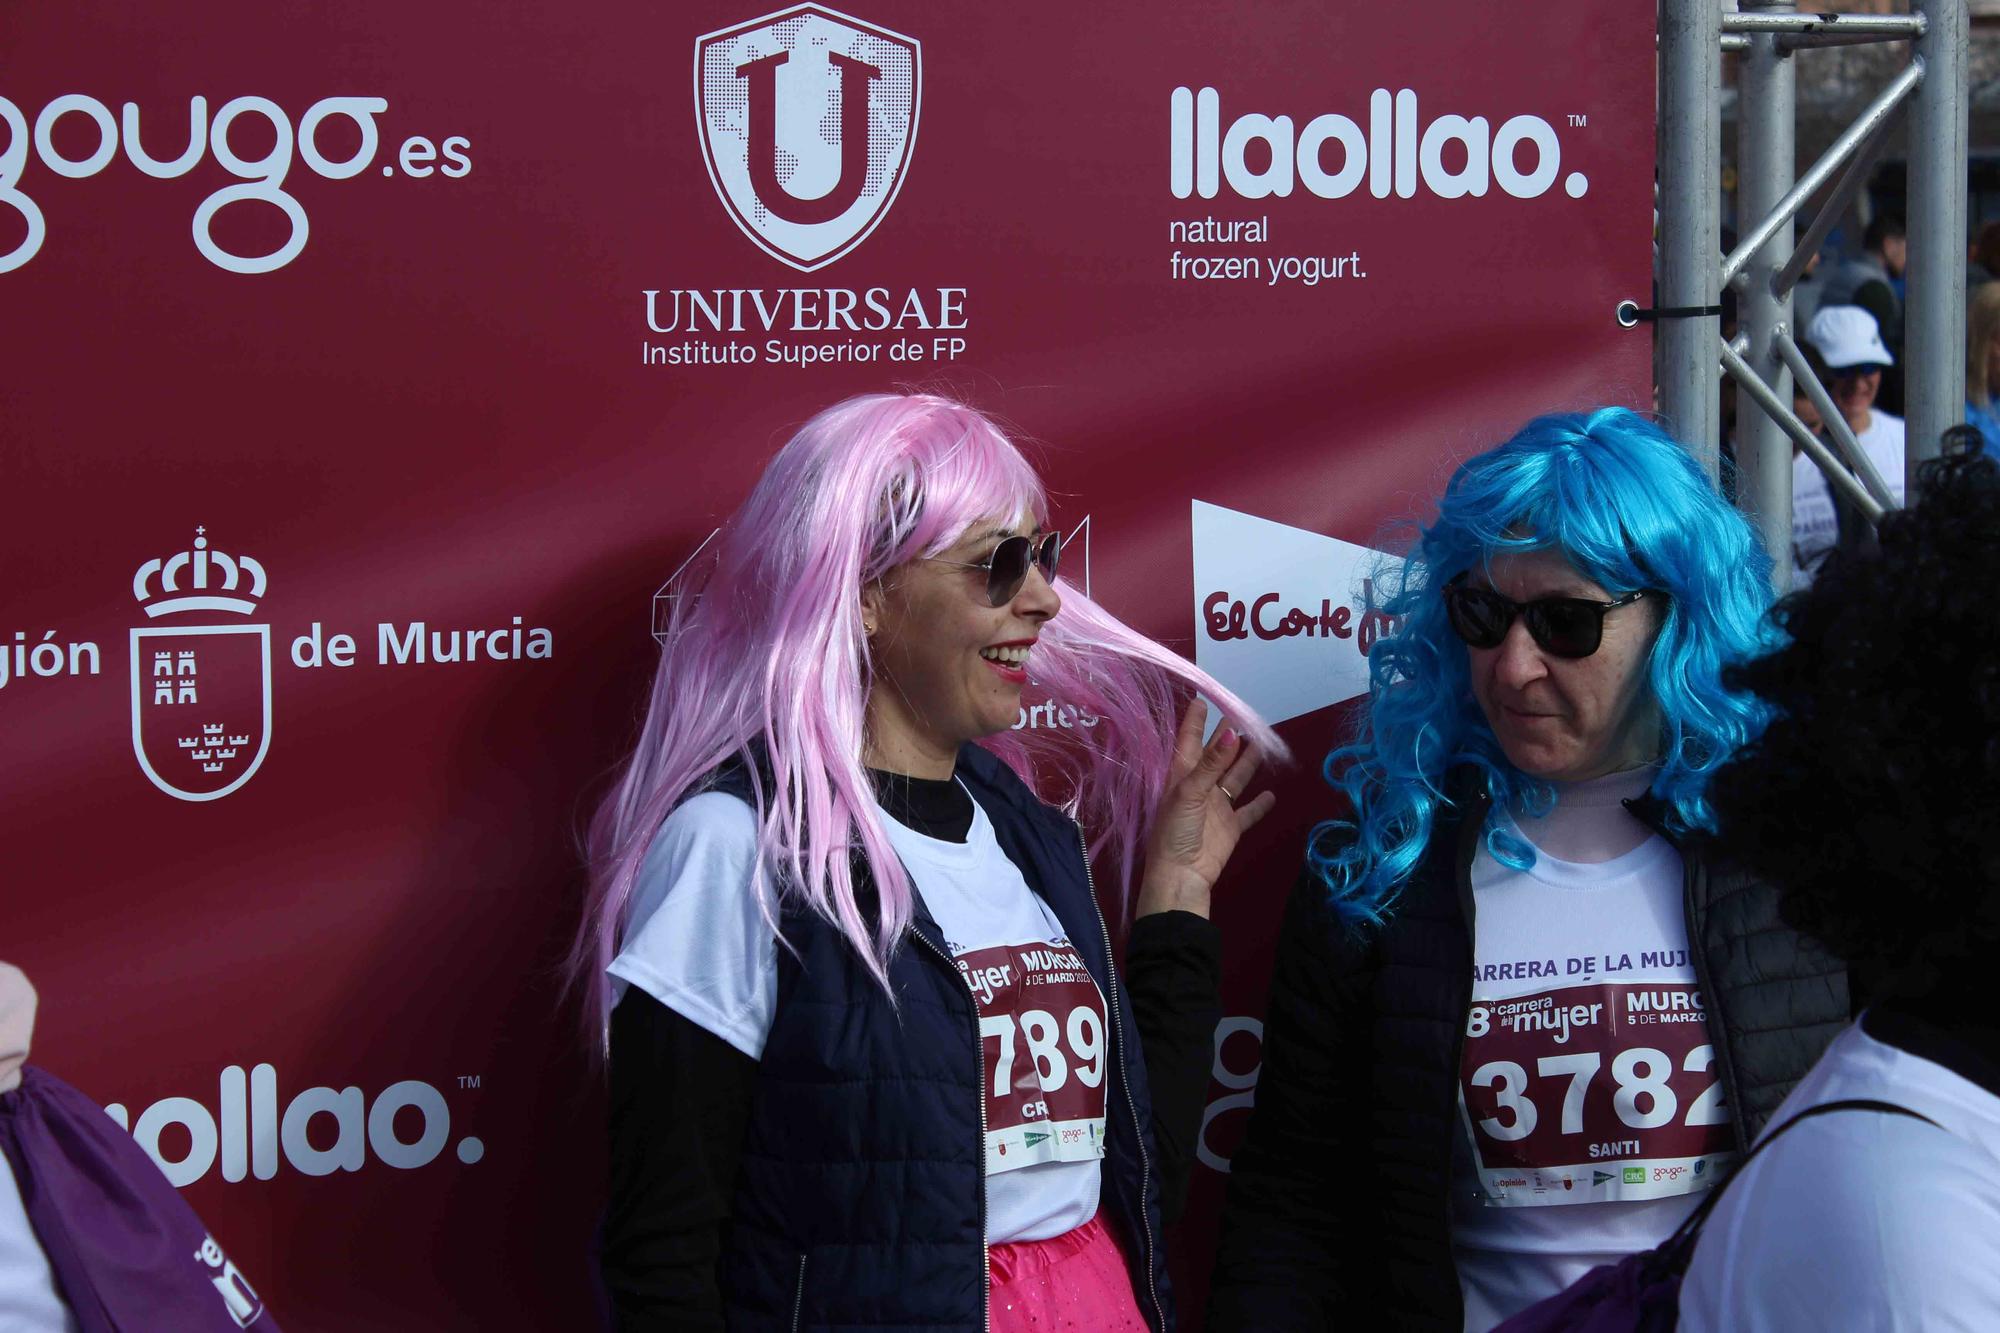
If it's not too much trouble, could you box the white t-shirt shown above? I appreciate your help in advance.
[608,788,1111,1244]
[1680,1019,2000,1332]
[0,1147,79,1332]
[1451,816,1735,1331]
[1791,409,1906,587]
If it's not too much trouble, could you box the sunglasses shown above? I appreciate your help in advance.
[1443,576,1649,659]
[929,531,1061,606]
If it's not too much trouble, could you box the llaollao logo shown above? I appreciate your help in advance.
[129,528,272,802]
[694,4,921,271]
[106,1064,483,1187]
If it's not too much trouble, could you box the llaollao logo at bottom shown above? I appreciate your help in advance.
[106,1064,483,1187]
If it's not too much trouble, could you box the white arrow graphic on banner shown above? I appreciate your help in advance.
[1191,500,1403,729]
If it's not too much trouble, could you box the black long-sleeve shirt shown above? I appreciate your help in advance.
[601,771,1223,1330]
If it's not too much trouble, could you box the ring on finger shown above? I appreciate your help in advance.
[1218,783,1239,804]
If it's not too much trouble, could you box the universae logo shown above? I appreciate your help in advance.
[694,4,921,271]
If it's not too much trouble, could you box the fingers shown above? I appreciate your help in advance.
[1170,696,1209,784]
[1234,788,1277,832]
[1218,737,1263,804]
[1193,721,1241,786]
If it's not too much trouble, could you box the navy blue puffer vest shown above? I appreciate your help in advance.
[712,744,1169,1332]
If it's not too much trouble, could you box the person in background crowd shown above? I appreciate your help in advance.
[1821,214,1907,413]
[1791,304,1907,587]
[1790,340,1830,440]
[1790,246,1827,331]
[1966,281,2000,452]
[577,394,1282,1332]
[1786,340,1859,587]
[1971,218,2000,290]
[1820,214,1906,307]
[1820,215,1906,337]
[1206,410,1848,1333]
[1678,438,2000,1331]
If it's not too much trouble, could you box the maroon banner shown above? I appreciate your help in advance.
[2,3,1653,1326]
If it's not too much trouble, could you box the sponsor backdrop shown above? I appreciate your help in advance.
[3,2,1652,1326]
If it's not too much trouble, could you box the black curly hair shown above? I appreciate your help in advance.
[1706,432,2000,1005]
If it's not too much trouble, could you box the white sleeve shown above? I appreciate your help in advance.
[0,1149,79,1332]
[606,791,777,1060]
[1680,1114,2000,1332]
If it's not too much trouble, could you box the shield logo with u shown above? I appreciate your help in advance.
[695,5,922,272]
[130,624,272,802]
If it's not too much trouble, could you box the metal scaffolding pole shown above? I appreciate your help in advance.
[1660,0,1966,567]
[1907,0,1969,473]
[1660,0,1723,478]
[1735,0,1797,587]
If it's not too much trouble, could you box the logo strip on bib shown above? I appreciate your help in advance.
[1458,980,1735,1205]
[959,939,1109,1174]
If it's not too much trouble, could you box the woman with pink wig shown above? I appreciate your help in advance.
[577,393,1281,1332]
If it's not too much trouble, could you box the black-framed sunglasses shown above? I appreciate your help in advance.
[928,531,1061,606]
[1443,576,1649,659]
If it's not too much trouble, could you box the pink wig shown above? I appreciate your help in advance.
[573,393,1283,1051]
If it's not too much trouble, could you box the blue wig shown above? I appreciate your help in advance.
[1310,408,1777,929]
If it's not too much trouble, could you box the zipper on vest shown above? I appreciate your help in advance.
[1680,859,1750,1156]
[908,926,991,1333]
[1075,822,1167,1333]
[1443,788,1487,1304]
[790,1252,807,1333]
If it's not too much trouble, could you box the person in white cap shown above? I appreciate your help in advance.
[1792,304,1907,587]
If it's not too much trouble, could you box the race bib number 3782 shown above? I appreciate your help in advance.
[1458,981,1736,1205]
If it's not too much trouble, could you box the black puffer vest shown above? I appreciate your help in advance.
[715,744,1170,1332]
[1209,778,1851,1332]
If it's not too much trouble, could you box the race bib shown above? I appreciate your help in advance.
[958,939,1109,1175]
[1457,980,1736,1205]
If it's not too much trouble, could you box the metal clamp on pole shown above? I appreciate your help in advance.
[1619,301,1725,324]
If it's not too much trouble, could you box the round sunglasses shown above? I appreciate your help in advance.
[1443,576,1649,659]
[927,531,1061,606]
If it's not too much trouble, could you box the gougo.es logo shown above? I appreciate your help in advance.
[0,93,472,275]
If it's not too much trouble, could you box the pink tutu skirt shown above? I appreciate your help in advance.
[988,1211,1150,1331]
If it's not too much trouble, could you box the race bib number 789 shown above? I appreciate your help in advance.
[958,939,1109,1175]
[1458,980,1736,1205]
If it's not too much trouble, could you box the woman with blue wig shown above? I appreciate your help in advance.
[1207,409,1851,1331]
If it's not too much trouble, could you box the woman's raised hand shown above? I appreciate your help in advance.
[1134,698,1275,920]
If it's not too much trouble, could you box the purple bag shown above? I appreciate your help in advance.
[0,1065,279,1332]
[1491,1098,1930,1333]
